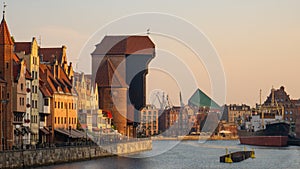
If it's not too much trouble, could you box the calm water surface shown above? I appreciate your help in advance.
[36,140,300,169]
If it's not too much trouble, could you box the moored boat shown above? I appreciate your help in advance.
[237,89,290,147]
[220,148,255,163]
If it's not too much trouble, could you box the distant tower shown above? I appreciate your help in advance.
[0,6,15,150]
[91,36,155,136]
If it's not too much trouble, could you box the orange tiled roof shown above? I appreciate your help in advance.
[0,18,13,45]
[92,36,155,55]
[39,79,52,97]
[39,63,73,95]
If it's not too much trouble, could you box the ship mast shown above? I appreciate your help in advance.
[260,89,264,129]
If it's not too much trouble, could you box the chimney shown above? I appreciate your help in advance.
[56,65,60,79]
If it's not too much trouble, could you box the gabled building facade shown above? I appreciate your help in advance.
[74,72,111,133]
[15,37,40,145]
[39,59,78,143]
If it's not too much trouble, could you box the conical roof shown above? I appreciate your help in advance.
[0,17,13,45]
[188,88,221,109]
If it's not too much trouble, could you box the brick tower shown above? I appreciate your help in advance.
[92,36,155,136]
[0,13,14,150]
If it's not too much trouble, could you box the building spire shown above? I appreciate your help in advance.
[3,2,7,19]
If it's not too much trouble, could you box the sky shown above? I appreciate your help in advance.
[5,0,300,107]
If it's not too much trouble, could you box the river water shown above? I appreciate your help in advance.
[36,140,300,169]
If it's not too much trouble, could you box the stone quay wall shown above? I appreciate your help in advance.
[0,140,152,169]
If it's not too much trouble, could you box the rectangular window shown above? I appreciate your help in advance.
[35,100,37,108]
[55,117,57,124]
[61,117,63,124]
[44,98,49,106]
[54,102,57,108]
[32,71,34,79]
[58,117,60,124]
[58,102,60,108]
[61,102,63,109]
[64,117,67,124]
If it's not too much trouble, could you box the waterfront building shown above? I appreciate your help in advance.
[0,15,20,150]
[139,105,159,137]
[38,78,51,144]
[39,50,79,143]
[74,72,112,133]
[91,36,155,136]
[11,55,28,148]
[14,37,40,145]
[158,106,180,136]
[263,86,298,132]
[188,89,221,134]
[222,104,251,124]
[291,99,300,138]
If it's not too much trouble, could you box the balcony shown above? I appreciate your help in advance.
[40,105,50,115]
[13,111,25,124]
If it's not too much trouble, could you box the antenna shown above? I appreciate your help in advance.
[3,2,7,18]
[38,35,42,47]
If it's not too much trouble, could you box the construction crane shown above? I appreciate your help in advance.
[149,90,171,110]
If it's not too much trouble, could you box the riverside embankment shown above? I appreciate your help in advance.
[0,140,152,169]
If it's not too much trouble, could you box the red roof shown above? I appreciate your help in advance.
[39,79,51,97]
[14,42,31,55]
[95,56,128,88]
[0,18,13,45]
[39,63,73,95]
[39,47,63,63]
[92,36,155,55]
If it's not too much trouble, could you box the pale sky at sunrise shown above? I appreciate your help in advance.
[5,0,300,107]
